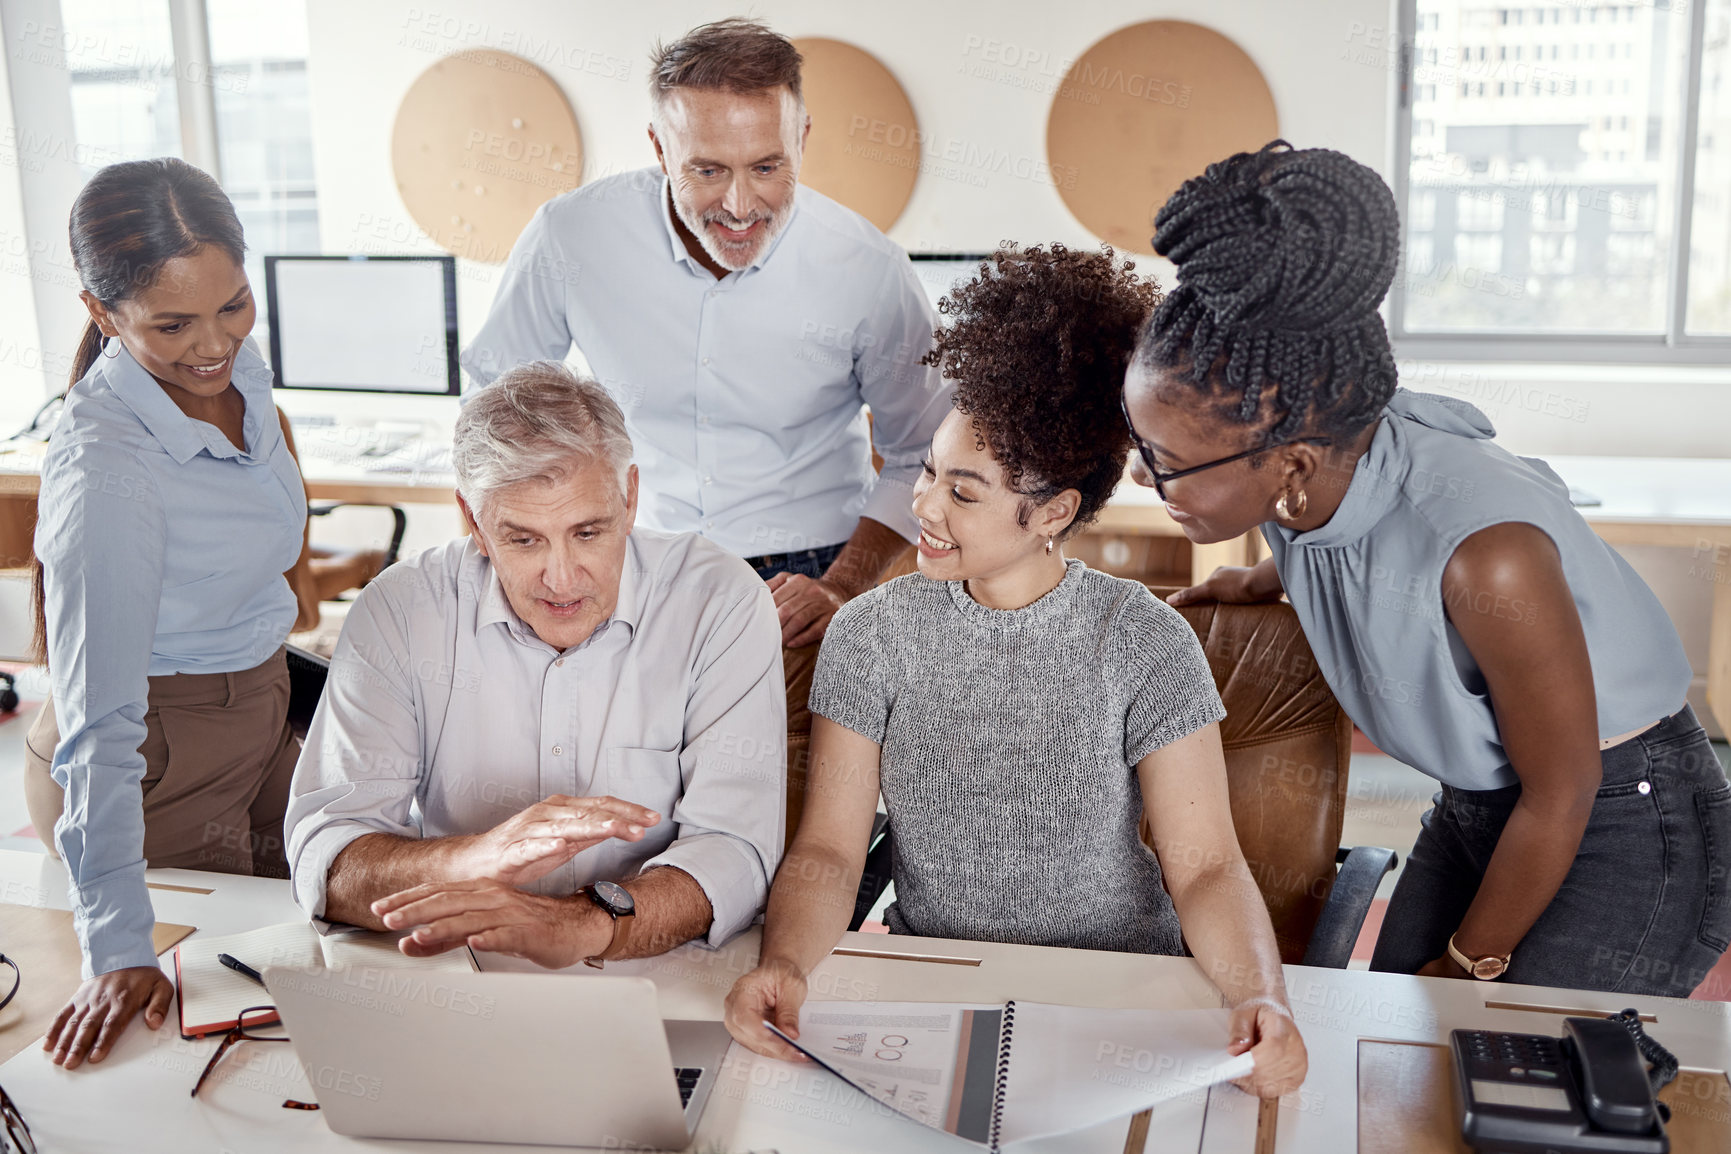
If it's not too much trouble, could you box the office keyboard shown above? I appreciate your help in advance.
[363,442,453,474]
[675,1066,703,1109]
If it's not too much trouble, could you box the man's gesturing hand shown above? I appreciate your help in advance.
[458,795,660,887]
[766,573,848,649]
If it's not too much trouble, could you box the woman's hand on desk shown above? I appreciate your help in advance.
[43,966,175,1070]
[1226,996,1308,1100]
[724,958,809,1062]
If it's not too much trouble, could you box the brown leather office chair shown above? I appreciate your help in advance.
[847,589,1395,968]
[1154,591,1394,965]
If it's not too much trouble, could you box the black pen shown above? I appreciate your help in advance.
[217,953,266,987]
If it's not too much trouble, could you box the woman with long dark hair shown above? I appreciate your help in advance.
[1123,141,1731,995]
[28,158,306,1068]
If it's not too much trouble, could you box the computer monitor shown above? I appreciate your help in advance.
[264,254,459,396]
[910,252,991,313]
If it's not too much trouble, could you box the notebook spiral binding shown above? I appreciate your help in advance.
[987,1000,1017,1152]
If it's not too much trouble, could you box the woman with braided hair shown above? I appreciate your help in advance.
[726,244,1308,1099]
[1123,140,1731,995]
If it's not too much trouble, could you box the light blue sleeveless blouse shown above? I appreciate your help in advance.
[1263,389,1692,790]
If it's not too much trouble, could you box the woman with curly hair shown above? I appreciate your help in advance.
[725,244,1307,1099]
[1123,141,1730,995]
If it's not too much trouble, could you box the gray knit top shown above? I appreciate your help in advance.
[809,559,1226,954]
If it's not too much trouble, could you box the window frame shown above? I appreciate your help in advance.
[165,0,220,180]
[1388,0,1731,364]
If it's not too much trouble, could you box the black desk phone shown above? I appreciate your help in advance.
[1452,1010,1678,1153]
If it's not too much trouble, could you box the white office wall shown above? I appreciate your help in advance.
[293,0,1717,720]
[301,0,1400,353]
[289,0,1402,552]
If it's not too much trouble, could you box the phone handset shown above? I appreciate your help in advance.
[1563,1017,1661,1134]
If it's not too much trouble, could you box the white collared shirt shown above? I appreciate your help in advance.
[284,529,786,947]
[460,167,953,557]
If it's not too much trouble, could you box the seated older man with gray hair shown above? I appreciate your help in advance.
[284,361,785,967]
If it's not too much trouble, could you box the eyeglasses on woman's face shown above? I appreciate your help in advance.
[1119,392,1332,503]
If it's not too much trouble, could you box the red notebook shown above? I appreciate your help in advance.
[174,921,476,1038]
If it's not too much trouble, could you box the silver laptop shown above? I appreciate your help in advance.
[262,966,730,1149]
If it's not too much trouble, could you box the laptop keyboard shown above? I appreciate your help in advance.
[675,1067,703,1109]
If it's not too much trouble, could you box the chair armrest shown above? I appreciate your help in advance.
[306,502,410,569]
[847,814,893,932]
[1300,845,1398,969]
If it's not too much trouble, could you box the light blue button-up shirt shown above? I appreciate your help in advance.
[285,529,785,947]
[36,337,305,976]
[460,167,953,558]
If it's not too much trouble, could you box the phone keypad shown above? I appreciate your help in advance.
[1459,1030,1563,1072]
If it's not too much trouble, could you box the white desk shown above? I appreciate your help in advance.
[0,851,1727,1153]
[0,435,459,509]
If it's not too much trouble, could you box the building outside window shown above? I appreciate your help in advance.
[1403,0,1690,338]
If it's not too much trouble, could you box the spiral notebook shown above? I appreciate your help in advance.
[769,1000,1254,1150]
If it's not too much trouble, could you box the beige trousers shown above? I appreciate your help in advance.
[24,648,297,878]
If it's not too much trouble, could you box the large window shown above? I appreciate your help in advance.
[57,0,319,294]
[205,0,320,294]
[1394,0,1729,360]
[61,0,182,170]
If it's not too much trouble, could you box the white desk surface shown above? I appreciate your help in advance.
[1540,456,1731,527]
[1,850,1727,1153]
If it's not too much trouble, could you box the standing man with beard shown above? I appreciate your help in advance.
[462,19,951,840]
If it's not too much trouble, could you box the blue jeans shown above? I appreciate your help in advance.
[745,542,845,583]
[1369,705,1731,996]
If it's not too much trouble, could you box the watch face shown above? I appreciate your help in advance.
[1472,957,1508,980]
[593,880,635,916]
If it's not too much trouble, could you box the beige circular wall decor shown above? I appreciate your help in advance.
[1046,21,1278,255]
[390,49,583,263]
[792,38,919,232]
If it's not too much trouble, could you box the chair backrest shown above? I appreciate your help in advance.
[1146,591,1352,964]
[285,644,330,741]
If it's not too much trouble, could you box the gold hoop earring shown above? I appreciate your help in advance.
[1276,490,1308,521]
[1045,537,1055,556]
